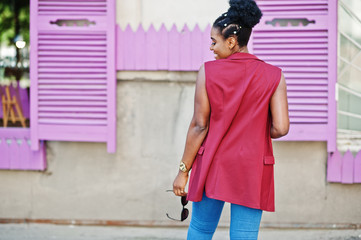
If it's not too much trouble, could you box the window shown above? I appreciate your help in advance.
[327,0,361,184]
[30,0,116,153]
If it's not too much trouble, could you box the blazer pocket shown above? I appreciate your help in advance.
[263,156,275,165]
[198,146,205,155]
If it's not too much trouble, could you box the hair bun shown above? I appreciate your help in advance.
[227,0,262,28]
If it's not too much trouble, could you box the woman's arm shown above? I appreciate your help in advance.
[173,64,210,196]
[270,72,290,139]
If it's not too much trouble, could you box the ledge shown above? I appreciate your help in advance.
[117,71,197,83]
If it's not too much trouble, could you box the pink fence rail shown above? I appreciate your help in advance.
[0,128,46,171]
[117,24,214,71]
[327,150,361,184]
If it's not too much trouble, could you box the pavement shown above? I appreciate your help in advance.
[1,224,361,240]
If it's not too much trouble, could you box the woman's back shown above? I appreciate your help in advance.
[187,52,281,211]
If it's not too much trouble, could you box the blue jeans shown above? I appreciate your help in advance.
[187,193,262,240]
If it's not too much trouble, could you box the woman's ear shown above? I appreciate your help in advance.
[227,36,237,49]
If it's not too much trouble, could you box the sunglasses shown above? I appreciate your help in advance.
[166,190,189,221]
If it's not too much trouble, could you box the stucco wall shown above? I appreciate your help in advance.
[116,0,229,30]
[0,74,360,227]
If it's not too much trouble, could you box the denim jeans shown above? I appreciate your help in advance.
[187,193,263,240]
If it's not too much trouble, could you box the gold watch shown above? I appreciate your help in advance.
[179,161,188,173]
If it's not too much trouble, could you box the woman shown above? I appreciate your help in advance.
[172,0,289,239]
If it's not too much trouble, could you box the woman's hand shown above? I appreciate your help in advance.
[173,171,189,196]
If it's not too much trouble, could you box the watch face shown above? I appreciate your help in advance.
[180,162,187,172]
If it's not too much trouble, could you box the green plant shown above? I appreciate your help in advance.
[0,0,30,65]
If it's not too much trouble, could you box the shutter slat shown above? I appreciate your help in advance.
[38,106,106,112]
[287,86,328,91]
[38,101,106,106]
[39,63,107,68]
[39,3,106,7]
[38,90,107,95]
[290,118,327,123]
[253,38,327,44]
[38,0,107,15]
[38,46,106,51]
[283,73,327,78]
[38,112,107,118]
[38,11,106,16]
[287,92,327,98]
[254,43,328,49]
[259,55,328,61]
[38,80,106,84]
[260,6,327,11]
[264,61,328,67]
[289,111,328,117]
[280,67,327,72]
[254,31,328,38]
[253,49,328,54]
[38,51,106,57]
[288,98,328,104]
[257,0,327,4]
[38,85,106,90]
[260,10,327,15]
[39,35,106,40]
[38,68,106,73]
[256,0,328,15]
[38,57,105,62]
[286,79,327,85]
[38,96,106,100]
[38,73,107,78]
[288,105,327,111]
[39,0,106,2]
[39,40,106,45]
[38,119,107,125]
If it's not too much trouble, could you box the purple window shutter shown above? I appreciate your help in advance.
[253,0,337,152]
[30,0,116,153]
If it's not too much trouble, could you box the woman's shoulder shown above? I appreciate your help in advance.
[259,60,282,74]
[204,58,231,69]
[203,59,224,72]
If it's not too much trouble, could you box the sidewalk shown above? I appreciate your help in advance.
[0,224,361,240]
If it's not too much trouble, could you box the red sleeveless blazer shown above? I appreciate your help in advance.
[187,52,281,212]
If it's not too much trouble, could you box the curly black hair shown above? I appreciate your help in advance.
[213,0,262,46]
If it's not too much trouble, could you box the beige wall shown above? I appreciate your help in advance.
[116,0,228,30]
[0,74,360,227]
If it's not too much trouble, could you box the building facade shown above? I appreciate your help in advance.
[0,0,361,228]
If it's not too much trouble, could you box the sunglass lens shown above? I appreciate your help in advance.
[181,196,188,206]
[181,208,189,221]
